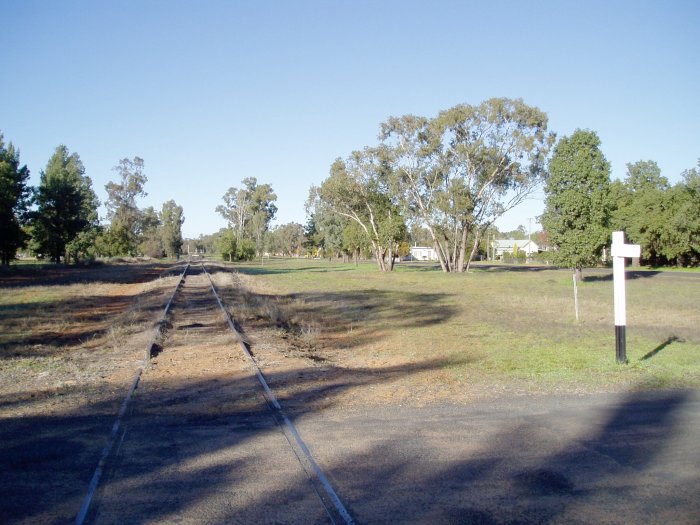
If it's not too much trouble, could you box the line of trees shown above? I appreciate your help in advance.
[542,129,700,273]
[309,105,698,273]
[308,98,555,272]
[0,132,185,265]
[612,159,699,267]
[5,121,696,269]
[187,221,307,260]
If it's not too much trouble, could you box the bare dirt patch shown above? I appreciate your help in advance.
[0,261,183,524]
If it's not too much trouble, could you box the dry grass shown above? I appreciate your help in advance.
[0,264,181,415]
[210,266,324,353]
[221,258,700,396]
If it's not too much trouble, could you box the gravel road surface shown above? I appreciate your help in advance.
[294,390,700,524]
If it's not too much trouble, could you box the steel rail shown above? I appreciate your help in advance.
[75,262,189,525]
[202,263,355,525]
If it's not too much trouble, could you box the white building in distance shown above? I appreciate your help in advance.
[491,239,539,257]
[409,246,438,261]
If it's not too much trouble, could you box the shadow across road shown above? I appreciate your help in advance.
[297,389,700,524]
[0,357,462,524]
[1,363,698,523]
[2,260,698,524]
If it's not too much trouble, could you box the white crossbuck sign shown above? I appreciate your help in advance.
[611,231,641,363]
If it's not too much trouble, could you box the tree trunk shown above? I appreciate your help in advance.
[451,225,460,272]
[372,241,386,271]
[434,238,450,272]
[388,240,396,271]
[424,223,451,272]
[457,223,470,272]
[464,229,482,273]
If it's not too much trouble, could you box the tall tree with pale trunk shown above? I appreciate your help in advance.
[381,98,554,272]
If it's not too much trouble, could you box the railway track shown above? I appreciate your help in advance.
[77,262,353,524]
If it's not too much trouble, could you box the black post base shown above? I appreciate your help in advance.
[615,325,627,364]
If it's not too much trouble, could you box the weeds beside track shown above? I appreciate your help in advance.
[77,262,353,524]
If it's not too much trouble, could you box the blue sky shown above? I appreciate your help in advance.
[2,0,698,238]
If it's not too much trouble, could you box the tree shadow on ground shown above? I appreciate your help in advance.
[474,264,557,273]
[228,287,459,351]
[205,263,460,352]
[0,261,183,288]
[2,375,697,524]
[0,262,186,359]
[324,389,699,524]
[583,270,662,282]
[0,287,168,359]
[0,356,467,524]
[233,265,358,276]
[2,261,698,524]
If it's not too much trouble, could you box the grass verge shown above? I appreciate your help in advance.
[223,257,699,396]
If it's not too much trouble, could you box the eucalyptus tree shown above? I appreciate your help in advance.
[342,220,372,264]
[305,194,348,259]
[312,148,406,271]
[268,222,305,256]
[0,134,31,265]
[160,199,185,258]
[138,206,163,258]
[381,98,554,273]
[104,157,147,255]
[216,177,277,254]
[33,145,99,262]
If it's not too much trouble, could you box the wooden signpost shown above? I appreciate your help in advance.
[611,231,641,364]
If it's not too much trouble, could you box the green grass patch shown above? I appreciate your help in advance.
[226,257,700,393]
